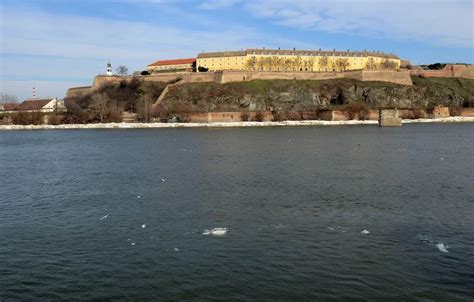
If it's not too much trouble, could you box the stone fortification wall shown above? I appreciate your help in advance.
[66,86,92,98]
[359,70,412,85]
[220,70,410,85]
[92,73,216,91]
[459,108,474,117]
[409,64,474,79]
[187,111,273,123]
[92,69,412,92]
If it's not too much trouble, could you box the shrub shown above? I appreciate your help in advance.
[11,112,44,125]
[345,101,369,120]
[255,111,264,122]
[449,107,462,116]
[412,109,427,119]
[272,111,288,122]
[241,111,250,121]
[48,114,62,125]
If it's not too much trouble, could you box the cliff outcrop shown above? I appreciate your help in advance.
[160,77,473,113]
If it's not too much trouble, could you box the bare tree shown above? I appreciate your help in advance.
[335,58,350,71]
[271,56,280,71]
[382,59,397,69]
[245,57,256,71]
[0,93,18,104]
[256,57,265,71]
[91,92,110,122]
[365,57,377,70]
[137,94,153,122]
[116,65,128,76]
[318,57,329,71]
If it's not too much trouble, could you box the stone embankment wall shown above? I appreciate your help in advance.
[379,109,402,126]
[409,64,474,79]
[182,107,473,124]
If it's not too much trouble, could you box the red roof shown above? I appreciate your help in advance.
[0,103,17,111]
[148,58,196,67]
[16,99,53,111]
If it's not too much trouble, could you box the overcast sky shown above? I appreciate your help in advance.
[0,0,473,100]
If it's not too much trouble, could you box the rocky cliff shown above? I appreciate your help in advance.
[161,76,473,113]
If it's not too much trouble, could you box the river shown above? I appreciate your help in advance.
[0,124,473,301]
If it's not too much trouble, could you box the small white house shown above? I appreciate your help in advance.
[15,98,66,113]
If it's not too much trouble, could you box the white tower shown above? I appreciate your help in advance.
[106,61,113,76]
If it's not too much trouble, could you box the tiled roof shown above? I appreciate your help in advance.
[197,50,247,59]
[198,49,399,60]
[148,58,196,67]
[0,103,17,111]
[16,99,53,111]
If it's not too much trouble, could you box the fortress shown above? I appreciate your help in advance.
[196,48,401,72]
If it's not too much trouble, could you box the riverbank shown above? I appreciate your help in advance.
[0,117,473,131]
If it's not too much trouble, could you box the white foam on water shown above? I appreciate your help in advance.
[271,224,288,229]
[327,227,335,231]
[137,195,141,199]
[361,230,370,234]
[436,243,449,253]
[161,179,166,182]
[100,213,110,220]
[174,248,180,252]
[131,242,135,246]
[203,228,227,236]
[142,224,146,228]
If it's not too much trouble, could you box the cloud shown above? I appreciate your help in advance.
[199,0,241,10]
[246,0,473,48]
[0,4,310,99]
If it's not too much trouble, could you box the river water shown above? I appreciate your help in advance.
[0,124,473,301]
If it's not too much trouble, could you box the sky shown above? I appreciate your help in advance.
[0,0,473,101]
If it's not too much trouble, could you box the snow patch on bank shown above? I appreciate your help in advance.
[0,117,472,131]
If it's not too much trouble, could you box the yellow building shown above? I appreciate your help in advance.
[197,49,400,72]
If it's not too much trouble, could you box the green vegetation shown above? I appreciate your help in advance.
[63,78,167,123]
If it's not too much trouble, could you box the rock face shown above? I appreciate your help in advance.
[162,77,473,113]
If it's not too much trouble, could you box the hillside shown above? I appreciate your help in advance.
[161,77,473,114]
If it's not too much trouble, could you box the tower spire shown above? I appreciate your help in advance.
[106,60,113,76]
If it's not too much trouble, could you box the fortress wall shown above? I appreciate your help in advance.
[187,72,216,83]
[409,65,474,79]
[220,70,410,85]
[432,106,450,118]
[367,110,380,120]
[187,111,273,123]
[460,108,474,117]
[360,70,412,85]
[93,69,414,93]
[66,86,92,98]
[92,74,185,90]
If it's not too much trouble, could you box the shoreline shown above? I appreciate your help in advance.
[0,117,473,131]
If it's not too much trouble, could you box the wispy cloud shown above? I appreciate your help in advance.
[246,0,473,48]
[199,0,241,10]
